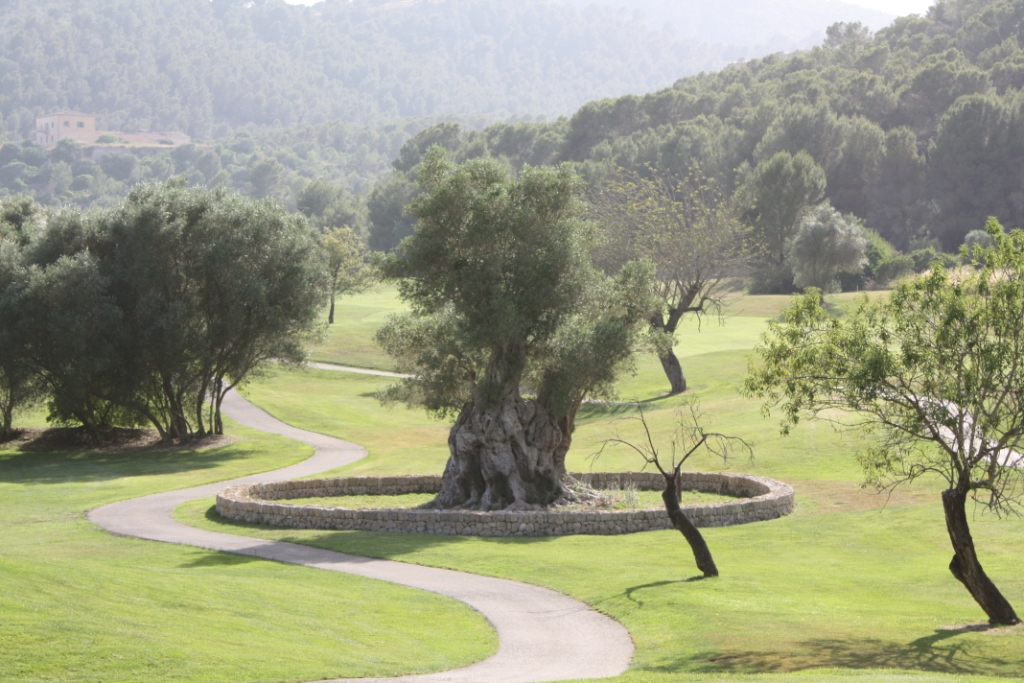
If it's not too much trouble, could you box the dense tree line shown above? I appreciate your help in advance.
[0,118,432,218]
[0,184,328,441]
[368,0,1024,286]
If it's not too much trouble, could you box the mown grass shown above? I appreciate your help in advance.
[308,286,407,370]
[0,421,495,683]
[192,286,1024,683]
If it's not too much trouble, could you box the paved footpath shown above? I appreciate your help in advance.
[88,388,634,683]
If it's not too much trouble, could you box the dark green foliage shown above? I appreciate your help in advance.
[0,182,328,441]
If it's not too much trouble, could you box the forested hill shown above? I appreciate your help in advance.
[367,0,1024,255]
[0,0,893,140]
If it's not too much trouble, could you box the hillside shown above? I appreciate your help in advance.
[366,0,1024,255]
[0,0,894,141]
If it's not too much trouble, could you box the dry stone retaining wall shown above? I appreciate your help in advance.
[216,471,794,537]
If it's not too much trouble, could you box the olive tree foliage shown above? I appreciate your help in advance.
[589,168,744,395]
[744,221,1024,625]
[376,149,655,511]
[786,203,868,294]
[7,181,329,442]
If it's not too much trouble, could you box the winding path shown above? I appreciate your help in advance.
[88,388,634,683]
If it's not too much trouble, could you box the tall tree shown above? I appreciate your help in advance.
[0,197,43,439]
[591,169,743,395]
[744,222,1024,625]
[17,181,328,441]
[322,226,372,325]
[377,149,653,511]
[739,151,827,294]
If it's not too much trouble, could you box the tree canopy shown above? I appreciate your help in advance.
[0,184,328,441]
[376,149,654,510]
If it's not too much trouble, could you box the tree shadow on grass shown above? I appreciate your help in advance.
[180,550,263,568]
[652,626,1021,678]
[623,579,693,606]
[0,440,248,485]
[198,503,569,559]
[576,395,673,420]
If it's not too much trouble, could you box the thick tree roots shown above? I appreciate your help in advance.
[431,396,570,511]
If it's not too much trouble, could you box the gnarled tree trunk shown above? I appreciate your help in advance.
[432,388,570,511]
[942,486,1020,625]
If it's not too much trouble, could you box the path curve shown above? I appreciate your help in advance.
[88,389,634,683]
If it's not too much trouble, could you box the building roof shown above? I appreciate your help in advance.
[37,110,95,118]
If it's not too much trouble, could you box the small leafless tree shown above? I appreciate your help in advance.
[598,401,751,577]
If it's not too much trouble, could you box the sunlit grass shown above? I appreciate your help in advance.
[0,421,495,683]
[215,312,1024,681]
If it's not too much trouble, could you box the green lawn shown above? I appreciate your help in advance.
[189,286,1024,683]
[308,286,408,370]
[0,422,495,683]
[8,286,1022,683]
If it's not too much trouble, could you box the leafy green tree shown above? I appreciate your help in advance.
[322,226,372,325]
[95,181,329,440]
[376,149,654,510]
[928,94,1020,249]
[787,203,867,294]
[740,151,827,294]
[248,157,284,199]
[744,221,1024,625]
[591,169,742,394]
[18,236,132,438]
[0,197,44,439]
[15,181,328,442]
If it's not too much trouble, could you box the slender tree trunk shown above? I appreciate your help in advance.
[662,471,718,577]
[195,376,209,438]
[328,293,336,324]
[1,403,12,441]
[162,374,190,443]
[942,487,1020,625]
[658,349,687,395]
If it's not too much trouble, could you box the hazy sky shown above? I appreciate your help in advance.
[281,0,937,15]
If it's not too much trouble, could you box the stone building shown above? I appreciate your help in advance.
[33,111,98,147]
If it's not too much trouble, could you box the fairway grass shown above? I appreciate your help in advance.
[208,288,1024,683]
[0,422,495,683]
[9,286,1022,683]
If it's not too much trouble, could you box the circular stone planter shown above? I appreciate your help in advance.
[217,471,794,537]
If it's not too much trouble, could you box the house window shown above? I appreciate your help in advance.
[77,122,85,128]
[64,121,70,127]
